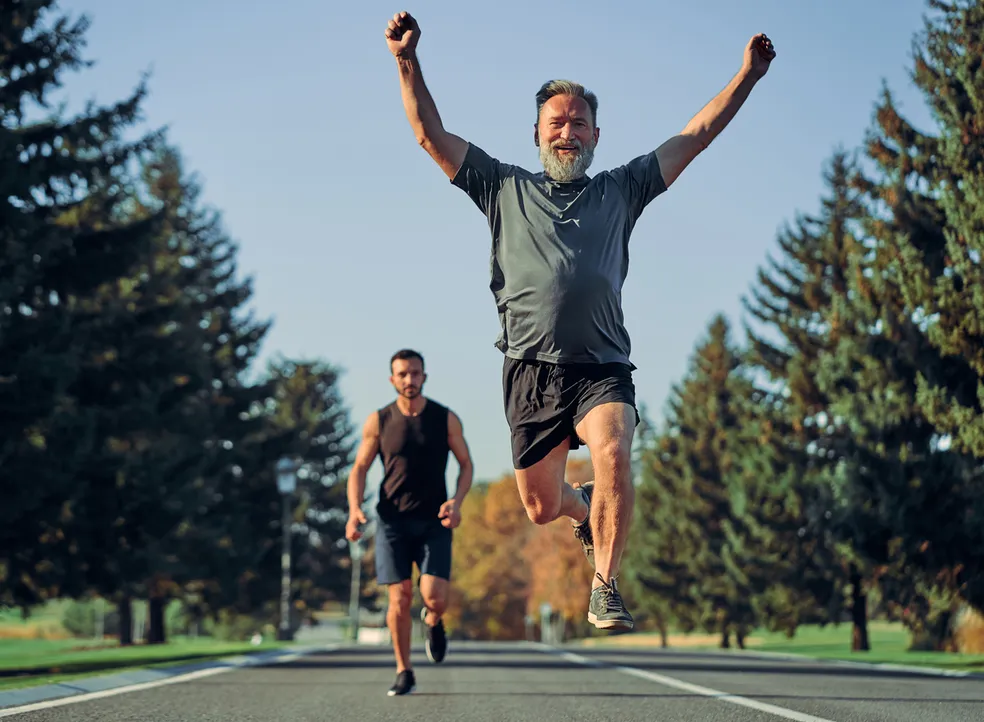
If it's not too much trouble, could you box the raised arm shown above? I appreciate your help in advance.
[438,410,473,529]
[655,33,776,188]
[345,412,380,542]
[386,12,468,179]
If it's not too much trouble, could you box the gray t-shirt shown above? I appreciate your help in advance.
[451,142,668,367]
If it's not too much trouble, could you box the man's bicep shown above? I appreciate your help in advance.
[353,414,380,470]
[653,134,703,188]
[447,412,472,465]
[424,129,469,180]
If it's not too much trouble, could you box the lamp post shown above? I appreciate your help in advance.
[275,456,300,642]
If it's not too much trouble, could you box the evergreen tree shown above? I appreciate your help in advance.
[884,0,984,463]
[741,152,863,639]
[264,358,356,615]
[631,316,761,647]
[0,0,160,609]
[129,146,284,638]
[826,0,984,630]
[627,416,704,643]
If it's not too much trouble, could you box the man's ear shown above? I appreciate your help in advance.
[533,124,539,147]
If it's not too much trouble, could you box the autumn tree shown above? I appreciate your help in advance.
[445,474,531,640]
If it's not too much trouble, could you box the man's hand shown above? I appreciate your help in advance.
[743,33,776,80]
[385,11,420,58]
[346,509,368,541]
[438,499,461,529]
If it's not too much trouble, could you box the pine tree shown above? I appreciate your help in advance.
[825,0,984,629]
[0,0,160,609]
[628,421,708,641]
[129,146,284,636]
[815,157,982,648]
[886,0,984,463]
[740,152,863,638]
[632,316,761,647]
[265,358,356,615]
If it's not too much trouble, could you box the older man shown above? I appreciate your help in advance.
[384,11,775,631]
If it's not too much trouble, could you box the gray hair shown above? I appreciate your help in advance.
[535,79,598,126]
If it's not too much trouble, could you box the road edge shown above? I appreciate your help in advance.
[0,643,339,716]
[560,641,984,680]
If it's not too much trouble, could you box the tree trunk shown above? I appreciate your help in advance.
[850,566,870,652]
[659,622,669,649]
[934,609,955,652]
[736,627,747,650]
[118,595,133,646]
[720,622,731,649]
[147,596,167,644]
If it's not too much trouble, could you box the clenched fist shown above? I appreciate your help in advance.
[743,33,776,80]
[385,11,420,58]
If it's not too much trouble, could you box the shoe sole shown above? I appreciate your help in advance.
[387,685,416,696]
[587,612,634,630]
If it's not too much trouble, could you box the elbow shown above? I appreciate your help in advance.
[415,124,435,149]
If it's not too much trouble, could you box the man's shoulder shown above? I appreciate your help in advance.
[375,401,398,422]
[423,397,452,414]
[460,142,539,180]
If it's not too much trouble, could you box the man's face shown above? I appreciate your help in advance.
[390,358,425,399]
[535,94,599,182]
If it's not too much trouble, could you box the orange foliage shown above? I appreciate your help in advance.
[523,458,595,624]
[445,458,597,640]
[445,472,531,640]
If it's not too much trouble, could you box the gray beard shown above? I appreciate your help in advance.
[539,138,595,182]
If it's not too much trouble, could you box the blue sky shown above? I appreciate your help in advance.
[60,0,936,495]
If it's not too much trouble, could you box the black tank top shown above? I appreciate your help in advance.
[375,398,450,521]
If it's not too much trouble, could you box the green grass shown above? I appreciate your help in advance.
[735,622,984,672]
[0,637,292,692]
[577,622,984,673]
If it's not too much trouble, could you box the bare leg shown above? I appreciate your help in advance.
[419,575,449,625]
[386,581,413,672]
[575,402,636,589]
[514,438,589,525]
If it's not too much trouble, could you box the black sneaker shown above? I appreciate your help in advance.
[588,573,634,631]
[387,669,416,696]
[571,481,594,563]
[421,607,448,663]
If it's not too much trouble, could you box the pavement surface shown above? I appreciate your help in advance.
[1,641,982,721]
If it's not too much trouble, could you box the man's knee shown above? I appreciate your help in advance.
[388,581,413,617]
[515,441,569,525]
[596,435,633,482]
[524,498,559,525]
[420,576,449,615]
[423,592,448,615]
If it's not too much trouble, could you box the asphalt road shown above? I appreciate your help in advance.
[3,641,983,722]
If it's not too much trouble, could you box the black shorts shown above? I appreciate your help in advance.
[374,515,452,585]
[502,356,638,470]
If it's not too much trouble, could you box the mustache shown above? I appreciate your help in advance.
[551,138,583,150]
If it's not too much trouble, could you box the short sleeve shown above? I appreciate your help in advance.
[607,151,668,221]
[450,143,506,218]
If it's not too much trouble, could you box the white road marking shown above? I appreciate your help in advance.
[551,648,838,722]
[0,645,337,719]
